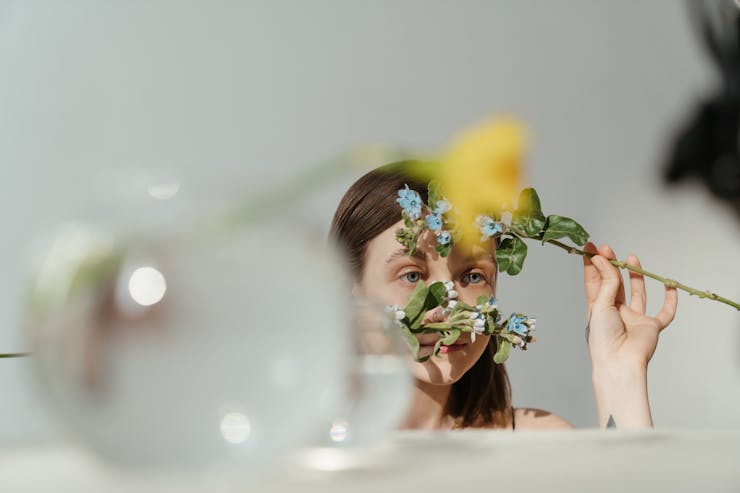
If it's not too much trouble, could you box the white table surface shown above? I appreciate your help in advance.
[2,430,739,493]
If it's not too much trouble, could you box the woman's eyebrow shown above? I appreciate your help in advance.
[385,248,425,264]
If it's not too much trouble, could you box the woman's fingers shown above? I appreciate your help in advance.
[582,242,601,307]
[598,244,626,306]
[655,285,678,331]
[590,254,623,308]
[626,254,646,313]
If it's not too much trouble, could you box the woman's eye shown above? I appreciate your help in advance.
[462,272,485,284]
[401,271,422,283]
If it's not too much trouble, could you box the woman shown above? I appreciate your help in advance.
[329,162,677,430]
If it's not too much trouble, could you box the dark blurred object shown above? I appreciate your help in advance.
[665,1,739,215]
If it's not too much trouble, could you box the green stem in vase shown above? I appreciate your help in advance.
[0,353,30,359]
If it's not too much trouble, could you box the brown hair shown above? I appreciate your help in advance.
[329,161,513,429]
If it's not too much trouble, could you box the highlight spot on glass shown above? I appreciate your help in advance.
[220,412,251,444]
[329,420,349,443]
[147,183,180,200]
[128,267,167,306]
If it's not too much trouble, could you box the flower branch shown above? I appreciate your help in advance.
[388,280,534,364]
[392,181,739,366]
[532,237,739,310]
[501,190,740,311]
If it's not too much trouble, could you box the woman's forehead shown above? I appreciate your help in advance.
[372,222,495,265]
[383,246,495,265]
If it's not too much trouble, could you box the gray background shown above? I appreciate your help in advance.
[1,0,739,441]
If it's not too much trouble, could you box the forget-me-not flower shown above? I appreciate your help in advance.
[433,199,451,215]
[508,314,529,336]
[476,214,503,239]
[396,185,422,220]
[425,213,443,231]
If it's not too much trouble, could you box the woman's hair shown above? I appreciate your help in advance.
[329,161,513,428]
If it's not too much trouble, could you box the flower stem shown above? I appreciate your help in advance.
[0,352,30,359]
[543,238,740,311]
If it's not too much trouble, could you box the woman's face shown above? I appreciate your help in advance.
[357,220,497,385]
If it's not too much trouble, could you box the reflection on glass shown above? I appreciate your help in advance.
[329,420,349,443]
[147,183,181,200]
[220,412,252,444]
[127,266,167,306]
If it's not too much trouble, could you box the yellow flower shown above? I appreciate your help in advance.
[438,117,527,249]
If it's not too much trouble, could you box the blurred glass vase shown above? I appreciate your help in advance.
[25,217,351,471]
[311,298,414,452]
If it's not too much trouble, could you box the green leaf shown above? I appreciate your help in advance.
[397,324,420,359]
[395,230,413,253]
[453,300,474,311]
[404,281,429,327]
[421,322,453,330]
[428,282,447,307]
[493,338,511,364]
[402,210,414,229]
[441,329,461,345]
[541,215,590,246]
[495,236,528,275]
[484,313,498,335]
[433,338,443,357]
[435,243,450,257]
[511,188,547,237]
[476,295,488,306]
[427,180,443,207]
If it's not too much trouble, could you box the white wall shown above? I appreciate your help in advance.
[1,0,738,440]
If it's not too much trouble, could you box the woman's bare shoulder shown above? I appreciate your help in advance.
[514,407,575,430]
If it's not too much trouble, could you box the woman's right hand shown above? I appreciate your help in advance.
[582,242,677,369]
[581,242,678,429]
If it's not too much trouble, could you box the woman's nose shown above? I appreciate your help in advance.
[421,305,446,324]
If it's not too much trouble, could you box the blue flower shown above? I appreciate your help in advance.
[396,185,422,220]
[476,214,503,238]
[508,314,529,336]
[437,231,451,246]
[433,199,451,215]
[425,213,443,230]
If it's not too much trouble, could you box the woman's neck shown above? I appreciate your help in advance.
[398,379,456,430]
